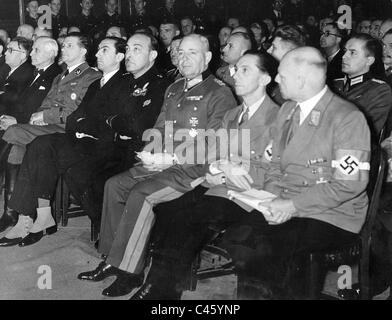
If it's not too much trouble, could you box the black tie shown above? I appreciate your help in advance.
[286,104,301,146]
[239,105,249,126]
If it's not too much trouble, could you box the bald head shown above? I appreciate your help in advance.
[17,24,35,40]
[277,47,327,102]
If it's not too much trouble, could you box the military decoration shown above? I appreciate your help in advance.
[133,82,149,96]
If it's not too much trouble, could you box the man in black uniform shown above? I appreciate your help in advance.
[95,0,124,40]
[70,0,98,36]
[49,0,68,39]
[124,0,155,35]
[333,33,392,138]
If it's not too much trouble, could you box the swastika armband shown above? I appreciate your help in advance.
[331,149,370,181]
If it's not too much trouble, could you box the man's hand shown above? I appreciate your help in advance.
[218,161,253,190]
[206,172,226,187]
[29,111,47,126]
[263,198,297,225]
[0,115,17,130]
[137,152,176,172]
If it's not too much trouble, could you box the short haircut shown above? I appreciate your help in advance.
[324,22,346,38]
[183,34,210,52]
[273,24,307,47]
[12,36,33,54]
[133,32,159,52]
[103,36,126,54]
[172,35,183,42]
[106,25,127,39]
[181,16,194,24]
[160,19,180,32]
[243,49,279,80]
[65,32,90,55]
[229,32,253,51]
[251,21,270,40]
[349,33,385,79]
[0,38,5,51]
[36,36,59,57]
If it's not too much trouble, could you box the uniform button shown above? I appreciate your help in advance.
[277,156,281,160]
[251,150,255,154]
[173,120,177,124]
[283,173,288,177]
[303,181,308,186]
[230,153,233,157]
[283,189,288,193]
[177,104,181,108]
[169,134,173,138]
[194,107,198,111]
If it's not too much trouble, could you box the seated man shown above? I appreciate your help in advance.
[0,33,168,247]
[130,47,371,300]
[0,37,34,115]
[0,32,100,232]
[333,33,392,138]
[0,37,62,229]
[77,34,237,298]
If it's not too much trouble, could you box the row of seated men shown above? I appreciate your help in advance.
[0,21,391,299]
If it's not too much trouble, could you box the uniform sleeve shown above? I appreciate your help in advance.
[292,110,371,217]
[42,70,101,124]
[206,86,237,130]
[365,83,392,137]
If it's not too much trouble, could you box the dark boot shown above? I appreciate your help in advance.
[0,164,20,233]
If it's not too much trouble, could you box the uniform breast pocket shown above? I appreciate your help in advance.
[308,163,333,185]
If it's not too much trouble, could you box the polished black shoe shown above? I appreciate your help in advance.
[18,225,57,247]
[130,282,181,300]
[102,273,143,297]
[0,236,22,247]
[0,210,18,233]
[77,261,118,282]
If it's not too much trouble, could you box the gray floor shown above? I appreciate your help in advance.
[0,213,389,300]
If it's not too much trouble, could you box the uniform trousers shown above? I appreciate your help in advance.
[99,165,203,274]
[9,133,120,221]
[150,193,359,292]
[2,123,65,164]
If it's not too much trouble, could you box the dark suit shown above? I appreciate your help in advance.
[9,71,133,223]
[326,49,344,88]
[1,62,101,165]
[5,63,62,123]
[0,61,34,116]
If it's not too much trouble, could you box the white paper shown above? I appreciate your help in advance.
[227,189,277,216]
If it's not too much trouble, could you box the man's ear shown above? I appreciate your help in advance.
[0,45,3,56]
[175,30,180,37]
[205,51,212,65]
[150,50,158,62]
[367,56,375,68]
[116,52,125,63]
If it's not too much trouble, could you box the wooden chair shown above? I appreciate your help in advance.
[54,175,98,242]
[307,147,387,300]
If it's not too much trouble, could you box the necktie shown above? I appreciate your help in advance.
[30,69,44,86]
[61,69,69,80]
[239,105,249,126]
[286,104,301,146]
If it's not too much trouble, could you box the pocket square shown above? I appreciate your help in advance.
[39,86,46,90]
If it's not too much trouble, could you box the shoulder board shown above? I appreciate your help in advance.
[371,78,386,84]
[91,67,99,72]
[173,76,185,84]
[157,74,163,79]
[333,78,345,82]
[214,78,225,86]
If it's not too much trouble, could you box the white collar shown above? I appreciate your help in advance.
[186,75,203,89]
[67,62,85,74]
[101,68,119,86]
[240,94,265,122]
[229,65,236,77]
[297,86,327,125]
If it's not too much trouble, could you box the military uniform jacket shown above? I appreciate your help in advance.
[144,71,237,192]
[7,63,62,123]
[205,94,280,205]
[216,65,235,91]
[264,88,371,234]
[106,67,169,154]
[0,61,34,116]
[38,62,101,126]
[333,73,392,138]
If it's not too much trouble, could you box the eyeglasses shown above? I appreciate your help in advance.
[320,31,342,38]
[6,47,26,54]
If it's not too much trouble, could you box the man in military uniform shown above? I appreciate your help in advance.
[130,47,371,300]
[124,0,155,35]
[77,34,237,297]
[25,0,40,29]
[49,0,69,39]
[0,33,100,232]
[216,32,252,99]
[95,0,124,39]
[70,0,98,36]
[382,29,392,87]
[333,33,392,138]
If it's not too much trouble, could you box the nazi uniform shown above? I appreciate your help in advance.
[98,71,237,274]
[1,62,101,165]
[333,73,392,138]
